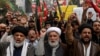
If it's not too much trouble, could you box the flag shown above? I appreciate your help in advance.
[96,0,100,7]
[0,0,8,8]
[39,0,48,28]
[40,0,48,24]
[6,0,18,11]
[6,0,25,14]
[43,0,48,18]
[56,0,62,20]
[35,0,41,33]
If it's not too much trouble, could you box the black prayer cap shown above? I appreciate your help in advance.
[12,26,28,36]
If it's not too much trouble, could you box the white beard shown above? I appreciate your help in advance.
[14,40,25,47]
[48,40,59,48]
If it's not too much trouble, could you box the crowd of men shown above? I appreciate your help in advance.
[0,0,100,56]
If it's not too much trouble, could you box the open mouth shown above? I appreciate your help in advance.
[30,36,34,38]
[51,41,55,43]
[16,40,21,43]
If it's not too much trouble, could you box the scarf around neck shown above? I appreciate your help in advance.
[6,39,29,56]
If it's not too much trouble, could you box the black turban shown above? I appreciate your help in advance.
[12,26,28,36]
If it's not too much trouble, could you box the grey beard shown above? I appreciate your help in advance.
[14,40,25,47]
[48,40,59,48]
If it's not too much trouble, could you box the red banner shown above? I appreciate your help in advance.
[96,0,100,7]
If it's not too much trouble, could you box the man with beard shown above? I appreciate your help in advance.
[65,18,100,56]
[0,26,35,56]
[44,27,66,56]
[92,21,100,45]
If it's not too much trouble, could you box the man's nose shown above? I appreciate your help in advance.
[17,35,21,38]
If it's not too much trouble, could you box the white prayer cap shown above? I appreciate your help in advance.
[46,27,61,36]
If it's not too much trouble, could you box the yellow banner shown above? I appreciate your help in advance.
[57,5,77,20]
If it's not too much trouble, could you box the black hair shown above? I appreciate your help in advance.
[78,23,93,34]
[92,20,100,26]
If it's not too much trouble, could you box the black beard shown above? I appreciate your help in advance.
[80,38,91,44]
[94,31,100,34]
